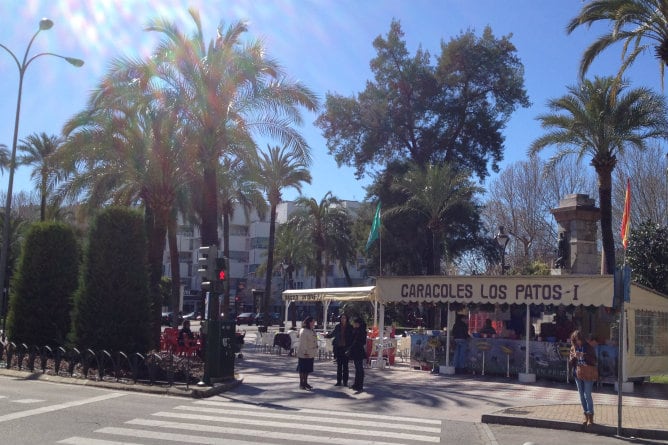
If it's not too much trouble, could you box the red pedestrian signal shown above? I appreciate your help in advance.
[215,257,227,282]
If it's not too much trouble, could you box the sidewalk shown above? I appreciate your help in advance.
[482,403,668,440]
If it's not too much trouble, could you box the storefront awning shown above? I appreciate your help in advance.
[376,275,614,307]
[282,286,376,303]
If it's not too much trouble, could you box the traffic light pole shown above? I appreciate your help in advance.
[198,245,221,386]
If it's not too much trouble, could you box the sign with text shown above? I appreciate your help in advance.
[376,275,614,307]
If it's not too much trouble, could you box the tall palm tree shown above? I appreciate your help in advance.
[288,192,349,288]
[145,8,318,249]
[287,192,351,325]
[387,162,482,274]
[530,76,668,274]
[326,211,356,286]
[567,0,668,87]
[218,158,267,313]
[17,133,65,221]
[61,67,194,337]
[273,223,310,326]
[252,145,311,315]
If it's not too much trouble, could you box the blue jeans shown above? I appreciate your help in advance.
[454,339,467,369]
[575,377,594,414]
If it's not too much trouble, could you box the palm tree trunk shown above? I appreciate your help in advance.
[263,203,278,317]
[145,205,167,348]
[222,212,231,315]
[167,214,181,327]
[597,169,616,274]
[201,166,219,246]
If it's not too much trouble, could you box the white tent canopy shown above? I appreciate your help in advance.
[282,286,377,303]
[281,286,377,330]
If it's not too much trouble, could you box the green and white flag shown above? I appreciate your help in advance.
[366,201,381,252]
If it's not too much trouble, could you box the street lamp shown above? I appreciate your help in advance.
[0,18,84,332]
[495,225,510,275]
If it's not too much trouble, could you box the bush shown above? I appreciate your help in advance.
[69,207,152,352]
[6,222,79,346]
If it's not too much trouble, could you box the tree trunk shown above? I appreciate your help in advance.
[145,205,167,349]
[201,166,219,246]
[263,202,278,317]
[167,214,180,328]
[597,168,616,275]
[222,212,231,315]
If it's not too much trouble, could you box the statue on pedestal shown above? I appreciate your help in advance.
[554,232,568,269]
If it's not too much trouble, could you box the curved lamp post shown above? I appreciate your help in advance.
[495,225,510,275]
[0,18,84,332]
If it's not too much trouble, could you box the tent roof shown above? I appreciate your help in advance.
[282,286,376,302]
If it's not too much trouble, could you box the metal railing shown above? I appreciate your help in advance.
[0,340,202,387]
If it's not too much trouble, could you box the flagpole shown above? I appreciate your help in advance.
[379,210,382,277]
[617,177,631,436]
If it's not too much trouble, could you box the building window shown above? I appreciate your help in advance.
[177,225,193,237]
[230,224,248,236]
[228,251,249,263]
[250,237,269,249]
[635,310,668,356]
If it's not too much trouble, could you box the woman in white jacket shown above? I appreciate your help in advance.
[296,316,318,390]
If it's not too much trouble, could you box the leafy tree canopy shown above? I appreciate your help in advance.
[316,20,530,182]
[626,220,668,296]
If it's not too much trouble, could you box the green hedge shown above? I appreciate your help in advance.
[69,207,151,352]
[6,222,79,346]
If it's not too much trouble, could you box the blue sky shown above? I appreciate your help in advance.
[1,0,663,203]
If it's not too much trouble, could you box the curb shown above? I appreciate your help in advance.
[481,413,668,441]
[0,368,243,398]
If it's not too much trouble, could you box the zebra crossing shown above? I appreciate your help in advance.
[57,399,443,445]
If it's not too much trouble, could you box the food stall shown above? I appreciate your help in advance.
[280,276,668,384]
[375,275,668,383]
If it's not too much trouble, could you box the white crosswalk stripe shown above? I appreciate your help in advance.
[57,399,442,445]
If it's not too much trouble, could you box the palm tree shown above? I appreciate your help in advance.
[387,162,482,274]
[145,8,318,249]
[218,158,267,313]
[530,76,668,274]
[288,192,349,288]
[273,223,310,326]
[252,145,311,315]
[567,0,668,87]
[61,67,194,337]
[287,192,352,325]
[0,144,9,174]
[17,133,65,221]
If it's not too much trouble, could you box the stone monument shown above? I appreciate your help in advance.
[550,194,600,275]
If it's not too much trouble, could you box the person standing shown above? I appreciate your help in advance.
[451,315,469,373]
[178,320,194,346]
[348,316,368,393]
[569,330,598,427]
[325,313,353,386]
[479,318,496,337]
[296,316,318,390]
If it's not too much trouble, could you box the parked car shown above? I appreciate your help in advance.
[181,311,199,321]
[236,312,256,325]
[161,311,183,326]
[254,312,281,326]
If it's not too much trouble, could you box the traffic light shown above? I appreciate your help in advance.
[216,257,227,282]
[197,245,217,291]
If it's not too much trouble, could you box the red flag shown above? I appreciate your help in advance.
[620,178,631,249]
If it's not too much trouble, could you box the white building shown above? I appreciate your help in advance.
[163,200,368,315]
